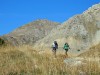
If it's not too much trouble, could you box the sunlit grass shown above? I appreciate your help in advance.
[0,45,100,75]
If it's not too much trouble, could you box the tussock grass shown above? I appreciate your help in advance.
[0,45,100,75]
[79,43,100,57]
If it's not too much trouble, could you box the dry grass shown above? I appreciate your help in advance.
[79,43,100,57]
[0,45,100,75]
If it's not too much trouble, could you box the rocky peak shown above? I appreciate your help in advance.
[2,19,60,45]
[34,3,100,55]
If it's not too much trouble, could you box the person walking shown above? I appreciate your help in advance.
[52,41,58,58]
[63,43,70,57]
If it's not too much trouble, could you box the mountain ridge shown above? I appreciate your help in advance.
[1,3,100,56]
[33,3,100,55]
[1,19,60,45]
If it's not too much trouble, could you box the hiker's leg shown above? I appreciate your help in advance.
[52,50,54,56]
[54,49,56,58]
[65,50,68,57]
[52,48,56,58]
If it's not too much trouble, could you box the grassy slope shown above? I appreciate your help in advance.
[0,45,100,75]
[0,45,68,75]
[79,43,100,57]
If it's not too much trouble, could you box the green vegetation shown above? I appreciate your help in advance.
[0,38,5,45]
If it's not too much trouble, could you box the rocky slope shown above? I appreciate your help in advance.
[79,43,100,57]
[1,19,60,45]
[34,3,100,54]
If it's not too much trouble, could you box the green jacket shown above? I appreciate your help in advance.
[63,44,70,50]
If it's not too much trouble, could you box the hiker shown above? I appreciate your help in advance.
[52,41,58,57]
[63,43,70,57]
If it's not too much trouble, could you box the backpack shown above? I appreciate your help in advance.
[54,41,58,49]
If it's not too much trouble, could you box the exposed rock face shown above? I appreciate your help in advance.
[34,3,100,53]
[2,20,60,45]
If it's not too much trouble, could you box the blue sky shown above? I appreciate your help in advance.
[0,0,100,35]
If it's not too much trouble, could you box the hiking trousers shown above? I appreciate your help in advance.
[52,47,57,57]
[65,49,68,56]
